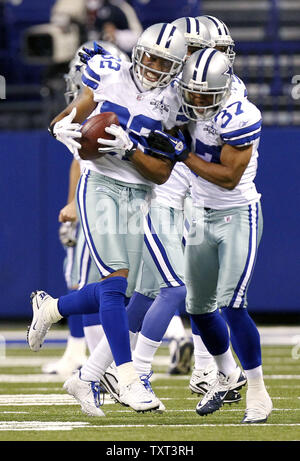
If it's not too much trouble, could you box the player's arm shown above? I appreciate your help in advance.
[146,129,253,190]
[97,124,174,185]
[128,149,173,185]
[66,158,81,204]
[50,86,96,126]
[183,143,252,190]
[49,87,97,155]
[58,158,81,223]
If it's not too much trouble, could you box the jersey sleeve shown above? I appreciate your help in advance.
[231,74,248,99]
[217,100,262,147]
[81,54,122,98]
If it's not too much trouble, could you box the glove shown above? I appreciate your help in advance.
[79,42,107,64]
[147,130,190,162]
[50,108,82,155]
[59,221,77,247]
[97,124,136,159]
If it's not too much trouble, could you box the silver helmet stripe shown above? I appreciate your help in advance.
[186,17,201,35]
[192,48,217,82]
[156,23,177,49]
[203,15,227,36]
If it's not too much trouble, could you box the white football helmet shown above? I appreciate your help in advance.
[64,41,130,104]
[179,48,232,121]
[171,17,213,54]
[132,23,187,91]
[196,16,235,64]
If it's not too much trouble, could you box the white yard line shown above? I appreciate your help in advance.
[0,394,114,406]
[0,420,299,431]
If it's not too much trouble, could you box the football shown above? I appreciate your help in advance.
[78,112,119,160]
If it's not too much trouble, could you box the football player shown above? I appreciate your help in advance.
[42,42,130,377]
[170,15,251,396]
[27,23,187,416]
[147,49,273,424]
[197,15,248,99]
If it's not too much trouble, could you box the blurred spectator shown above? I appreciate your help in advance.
[51,0,88,43]
[128,0,202,29]
[86,0,142,54]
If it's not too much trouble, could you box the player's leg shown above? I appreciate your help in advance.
[216,202,272,423]
[164,191,196,374]
[42,222,87,376]
[75,226,104,353]
[72,172,160,412]
[62,225,88,349]
[76,174,131,370]
[184,211,245,416]
[132,205,188,378]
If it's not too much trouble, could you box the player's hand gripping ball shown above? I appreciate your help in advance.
[78,112,119,160]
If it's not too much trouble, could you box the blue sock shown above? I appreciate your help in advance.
[82,312,101,327]
[141,286,187,342]
[67,314,84,338]
[98,276,131,366]
[221,307,262,370]
[190,310,229,356]
[126,291,154,333]
[58,283,100,317]
[190,316,201,335]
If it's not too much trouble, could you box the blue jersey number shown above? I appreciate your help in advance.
[100,101,162,133]
[214,101,244,128]
[195,139,222,164]
[99,58,121,71]
[100,101,162,158]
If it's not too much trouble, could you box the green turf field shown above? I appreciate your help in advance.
[0,330,299,442]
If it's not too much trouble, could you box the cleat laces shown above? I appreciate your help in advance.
[139,371,154,393]
[90,381,105,408]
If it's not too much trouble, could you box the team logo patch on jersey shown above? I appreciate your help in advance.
[150,99,169,115]
[203,123,217,136]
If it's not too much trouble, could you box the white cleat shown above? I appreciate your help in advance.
[189,363,242,405]
[100,365,122,404]
[189,363,218,395]
[196,366,247,416]
[139,371,165,413]
[241,388,273,423]
[119,378,160,413]
[27,291,59,352]
[63,370,105,417]
[101,367,165,413]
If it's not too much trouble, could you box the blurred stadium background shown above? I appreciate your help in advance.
[0,0,299,322]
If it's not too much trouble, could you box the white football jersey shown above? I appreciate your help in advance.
[151,162,191,210]
[80,54,172,185]
[231,73,248,100]
[188,93,262,209]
